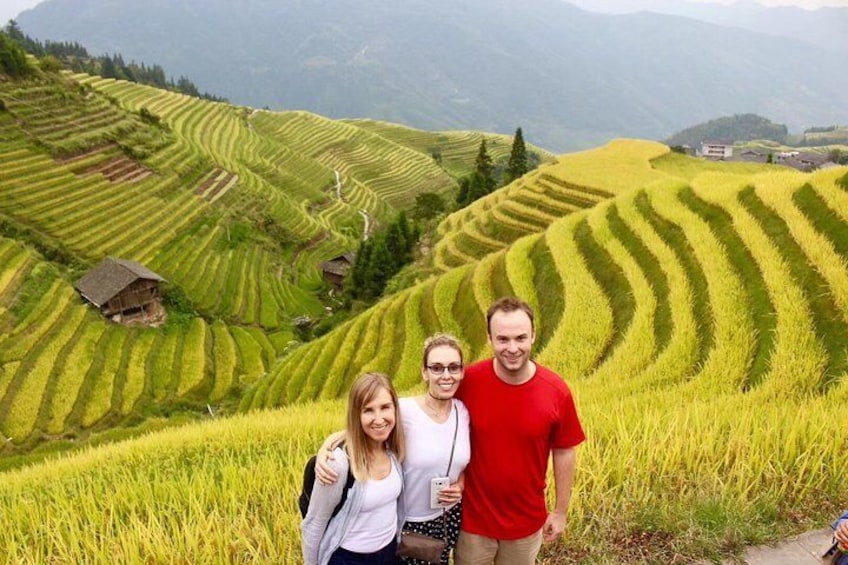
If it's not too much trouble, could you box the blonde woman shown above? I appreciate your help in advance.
[301,372,406,565]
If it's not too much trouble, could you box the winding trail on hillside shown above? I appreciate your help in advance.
[246,108,261,130]
[335,170,343,200]
[359,209,372,240]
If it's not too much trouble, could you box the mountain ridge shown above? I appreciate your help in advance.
[16,0,848,151]
[565,0,848,54]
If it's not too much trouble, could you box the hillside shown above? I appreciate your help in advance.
[0,64,543,452]
[248,139,842,407]
[1,140,846,562]
[664,113,789,148]
[15,0,848,151]
[567,0,848,55]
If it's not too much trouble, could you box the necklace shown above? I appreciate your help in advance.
[421,396,451,420]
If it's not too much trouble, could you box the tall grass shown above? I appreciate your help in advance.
[0,388,844,563]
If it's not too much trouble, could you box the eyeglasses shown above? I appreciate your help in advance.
[426,363,463,375]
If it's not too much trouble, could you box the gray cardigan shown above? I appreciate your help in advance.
[301,446,405,565]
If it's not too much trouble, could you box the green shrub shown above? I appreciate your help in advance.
[0,33,32,77]
[138,107,161,126]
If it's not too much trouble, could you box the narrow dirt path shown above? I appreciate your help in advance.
[694,528,834,564]
[335,170,342,201]
[358,209,372,241]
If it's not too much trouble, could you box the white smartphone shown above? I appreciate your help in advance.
[430,477,450,509]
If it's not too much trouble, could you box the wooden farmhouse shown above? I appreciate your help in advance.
[74,257,166,324]
[321,252,356,290]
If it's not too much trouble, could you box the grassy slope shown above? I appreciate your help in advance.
[2,143,844,563]
[0,69,505,452]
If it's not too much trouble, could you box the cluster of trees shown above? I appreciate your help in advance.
[456,127,529,208]
[329,128,535,327]
[0,29,33,77]
[805,125,838,134]
[826,149,848,165]
[412,192,446,221]
[2,21,225,102]
[346,212,418,301]
[664,114,788,148]
[793,134,848,148]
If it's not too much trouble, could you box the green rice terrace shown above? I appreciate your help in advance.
[0,69,543,454]
[1,67,847,563]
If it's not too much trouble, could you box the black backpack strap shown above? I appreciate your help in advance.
[331,441,355,518]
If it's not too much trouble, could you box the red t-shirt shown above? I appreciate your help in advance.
[455,359,585,539]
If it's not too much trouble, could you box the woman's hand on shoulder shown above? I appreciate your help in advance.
[315,430,347,485]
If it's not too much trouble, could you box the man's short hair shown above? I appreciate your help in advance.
[486,296,535,335]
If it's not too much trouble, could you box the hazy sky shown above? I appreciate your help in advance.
[693,0,848,5]
[3,0,848,27]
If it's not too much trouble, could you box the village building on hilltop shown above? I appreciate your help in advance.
[74,257,166,325]
[774,151,837,172]
[321,252,356,290]
[698,140,839,172]
[727,148,838,171]
[700,139,734,160]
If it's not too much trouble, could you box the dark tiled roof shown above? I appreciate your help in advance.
[321,251,357,276]
[326,252,356,264]
[321,260,352,277]
[798,153,828,166]
[74,257,165,307]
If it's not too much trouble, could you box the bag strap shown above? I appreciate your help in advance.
[445,404,459,477]
[440,404,460,543]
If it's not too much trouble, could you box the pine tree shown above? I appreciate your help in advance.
[348,239,372,299]
[505,127,528,184]
[396,211,414,258]
[384,222,406,272]
[475,138,495,194]
[3,21,25,44]
[456,176,471,208]
[100,55,118,79]
[364,237,393,299]
[467,172,488,202]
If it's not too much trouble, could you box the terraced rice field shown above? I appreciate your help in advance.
[341,119,556,178]
[0,240,276,447]
[2,66,846,563]
[240,145,848,560]
[2,154,845,562]
[0,69,513,452]
[429,140,663,272]
[0,74,485,328]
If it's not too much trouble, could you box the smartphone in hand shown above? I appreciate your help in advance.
[430,477,450,509]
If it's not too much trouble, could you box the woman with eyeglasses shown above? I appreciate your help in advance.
[314,334,471,565]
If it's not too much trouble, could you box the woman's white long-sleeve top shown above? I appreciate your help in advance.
[301,447,405,565]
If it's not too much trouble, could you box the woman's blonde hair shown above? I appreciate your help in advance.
[345,372,405,481]
[421,333,464,368]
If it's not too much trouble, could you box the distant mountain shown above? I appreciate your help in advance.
[664,114,788,148]
[565,0,848,55]
[16,0,848,151]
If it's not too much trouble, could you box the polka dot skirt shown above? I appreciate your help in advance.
[398,503,462,565]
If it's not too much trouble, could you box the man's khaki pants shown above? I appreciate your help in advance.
[454,528,543,565]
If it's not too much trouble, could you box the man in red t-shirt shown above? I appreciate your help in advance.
[454,296,585,565]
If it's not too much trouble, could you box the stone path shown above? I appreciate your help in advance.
[734,528,833,564]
